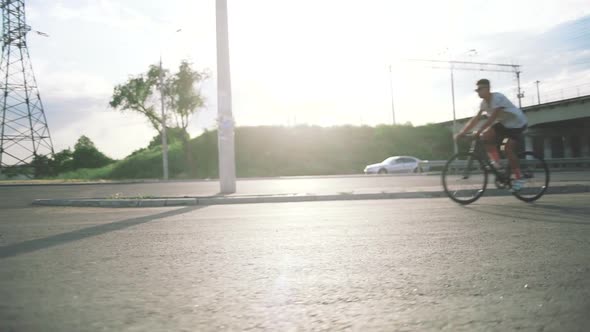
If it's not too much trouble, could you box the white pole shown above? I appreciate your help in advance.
[216,0,236,194]
[388,65,396,125]
[535,80,541,104]
[450,66,457,154]
[159,56,169,180]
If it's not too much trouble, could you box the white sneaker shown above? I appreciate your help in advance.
[511,179,526,192]
[490,161,502,171]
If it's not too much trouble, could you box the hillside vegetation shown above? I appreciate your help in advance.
[55,124,454,180]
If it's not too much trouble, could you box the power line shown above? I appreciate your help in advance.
[408,58,524,106]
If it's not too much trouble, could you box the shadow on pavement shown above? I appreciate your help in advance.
[0,206,203,260]
[466,202,590,226]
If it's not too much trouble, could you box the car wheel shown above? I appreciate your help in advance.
[413,167,422,173]
[378,169,387,174]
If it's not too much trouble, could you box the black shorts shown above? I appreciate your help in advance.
[492,123,526,143]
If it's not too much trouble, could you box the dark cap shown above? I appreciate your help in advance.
[476,79,490,87]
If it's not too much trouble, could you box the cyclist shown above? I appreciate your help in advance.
[454,79,528,191]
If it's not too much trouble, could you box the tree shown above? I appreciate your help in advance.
[109,68,164,133]
[72,136,114,169]
[168,60,208,132]
[110,61,208,177]
[74,135,96,151]
[148,127,190,149]
[110,61,208,136]
[167,60,208,176]
[31,154,52,178]
[52,148,74,174]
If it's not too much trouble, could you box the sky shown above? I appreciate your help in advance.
[18,0,590,159]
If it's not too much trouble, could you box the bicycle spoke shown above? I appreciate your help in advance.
[442,153,487,204]
[512,152,549,202]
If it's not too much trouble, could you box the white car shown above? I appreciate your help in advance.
[364,156,429,174]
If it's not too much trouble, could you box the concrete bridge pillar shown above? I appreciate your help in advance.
[543,137,552,159]
[525,135,533,152]
[524,135,534,159]
[582,135,590,157]
[564,136,573,158]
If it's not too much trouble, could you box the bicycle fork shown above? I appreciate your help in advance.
[463,156,474,179]
[462,140,480,179]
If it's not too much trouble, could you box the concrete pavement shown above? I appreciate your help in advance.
[1,194,589,331]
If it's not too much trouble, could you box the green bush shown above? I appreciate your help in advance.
[72,136,114,169]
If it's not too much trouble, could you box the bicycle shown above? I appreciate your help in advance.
[441,133,550,205]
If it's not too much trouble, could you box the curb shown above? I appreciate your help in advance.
[32,198,198,208]
[31,184,590,208]
[0,173,436,187]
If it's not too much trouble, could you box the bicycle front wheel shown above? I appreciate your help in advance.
[442,152,488,205]
[512,151,550,203]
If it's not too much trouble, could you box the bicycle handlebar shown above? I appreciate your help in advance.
[456,132,480,141]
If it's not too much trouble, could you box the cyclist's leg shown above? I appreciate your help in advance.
[504,125,527,191]
[505,138,521,179]
[481,124,501,169]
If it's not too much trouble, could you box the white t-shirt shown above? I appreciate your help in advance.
[480,92,527,128]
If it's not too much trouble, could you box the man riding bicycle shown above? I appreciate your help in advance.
[454,79,528,191]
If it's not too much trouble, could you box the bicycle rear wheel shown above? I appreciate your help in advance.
[512,151,549,202]
[442,152,488,205]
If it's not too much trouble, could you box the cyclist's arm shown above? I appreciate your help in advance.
[475,108,503,136]
[457,109,484,136]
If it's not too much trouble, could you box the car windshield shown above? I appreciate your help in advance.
[383,157,398,164]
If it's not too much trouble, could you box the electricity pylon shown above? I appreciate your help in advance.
[1,0,54,177]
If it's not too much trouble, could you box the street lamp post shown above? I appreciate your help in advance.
[159,56,169,180]
[157,29,182,181]
[448,49,475,154]
[216,0,236,194]
[451,64,459,153]
[388,65,396,125]
[535,80,541,104]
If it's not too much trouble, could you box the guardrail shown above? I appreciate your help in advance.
[420,158,590,171]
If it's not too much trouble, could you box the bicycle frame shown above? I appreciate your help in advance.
[463,136,511,186]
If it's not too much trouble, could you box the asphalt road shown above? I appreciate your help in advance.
[1,194,589,331]
[1,171,589,209]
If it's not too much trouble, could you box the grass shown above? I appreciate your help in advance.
[54,163,117,180]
